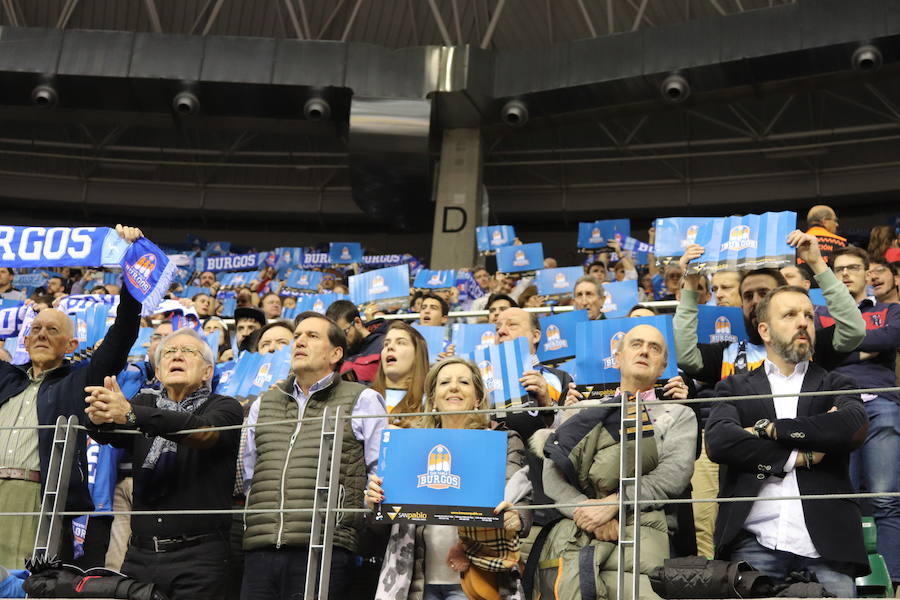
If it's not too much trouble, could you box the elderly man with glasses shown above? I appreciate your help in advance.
[85,328,242,600]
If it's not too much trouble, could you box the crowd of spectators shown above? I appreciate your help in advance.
[0,205,898,600]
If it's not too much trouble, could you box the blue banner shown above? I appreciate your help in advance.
[128,327,153,359]
[577,219,630,250]
[465,337,531,410]
[412,324,447,364]
[329,242,363,265]
[652,217,710,264]
[575,315,677,387]
[450,323,497,356]
[537,309,589,363]
[455,269,485,305]
[476,225,516,254]
[690,211,796,273]
[274,247,304,271]
[12,271,48,289]
[373,428,505,526]
[203,253,258,272]
[496,243,543,274]
[349,265,410,306]
[600,280,640,319]
[413,269,456,289]
[697,305,748,345]
[535,266,583,297]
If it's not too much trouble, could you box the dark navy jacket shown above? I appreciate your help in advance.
[0,290,140,512]
[817,298,900,404]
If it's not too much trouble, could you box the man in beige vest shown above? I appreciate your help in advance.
[241,311,387,600]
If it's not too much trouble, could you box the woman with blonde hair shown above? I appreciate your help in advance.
[367,357,531,600]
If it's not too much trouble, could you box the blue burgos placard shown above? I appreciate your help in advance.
[577,219,630,250]
[413,269,456,289]
[451,323,497,356]
[535,267,583,297]
[697,305,748,345]
[537,309,589,363]
[374,428,505,526]
[653,217,710,264]
[411,324,447,364]
[329,242,364,264]
[575,315,677,388]
[600,280,640,319]
[496,243,543,274]
[284,270,324,293]
[693,211,796,274]
[476,225,516,254]
[465,337,531,411]
[349,264,410,306]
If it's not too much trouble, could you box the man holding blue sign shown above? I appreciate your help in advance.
[675,230,866,385]
[0,224,145,569]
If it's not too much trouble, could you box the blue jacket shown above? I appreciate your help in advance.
[817,298,900,403]
[0,290,140,512]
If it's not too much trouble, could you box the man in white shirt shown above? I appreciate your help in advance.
[706,285,869,597]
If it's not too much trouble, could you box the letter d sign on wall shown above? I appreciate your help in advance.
[442,207,467,233]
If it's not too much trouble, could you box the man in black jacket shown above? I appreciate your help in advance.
[706,284,869,597]
[85,328,241,600]
[0,224,143,569]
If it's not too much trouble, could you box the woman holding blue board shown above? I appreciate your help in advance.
[367,357,531,600]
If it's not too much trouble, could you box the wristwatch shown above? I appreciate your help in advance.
[124,409,137,426]
[753,418,771,439]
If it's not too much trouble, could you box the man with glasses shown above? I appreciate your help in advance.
[85,328,242,600]
[0,224,144,570]
[868,258,899,305]
[325,300,387,384]
[804,205,847,265]
[819,246,900,589]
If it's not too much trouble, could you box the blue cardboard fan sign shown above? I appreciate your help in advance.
[496,243,544,275]
[465,337,531,412]
[536,310,589,363]
[535,267,583,297]
[451,323,497,356]
[411,324,447,364]
[655,212,797,273]
[374,428,506,526]
[577,219,630,251]
[476,226,516,254]
[599,280,640,319]
[575,315,678,388]
[329,242,363,265]
[697,305,748,345]
[349,265,410,307]
[413,269,456,290]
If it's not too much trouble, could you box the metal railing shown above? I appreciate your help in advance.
[2,382,896,600]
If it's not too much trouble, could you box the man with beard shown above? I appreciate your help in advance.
[706,285,869,597]
[674,230,865,385]
[326,300,387,385]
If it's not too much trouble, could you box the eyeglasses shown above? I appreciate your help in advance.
[868,266,890,276]
[162,346,200,358]
[341,323,353,335]
[833,264,864,274]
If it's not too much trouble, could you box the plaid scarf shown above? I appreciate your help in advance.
[135,385,209,502]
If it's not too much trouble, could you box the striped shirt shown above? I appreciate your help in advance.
[0,367,56,471]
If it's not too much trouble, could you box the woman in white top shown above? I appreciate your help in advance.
[370,321,430,427]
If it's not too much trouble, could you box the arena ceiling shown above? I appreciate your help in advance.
[0,0,898,249]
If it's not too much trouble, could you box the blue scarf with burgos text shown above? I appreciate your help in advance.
[0,226,175,316]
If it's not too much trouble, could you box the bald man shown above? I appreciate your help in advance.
[804,205,847,265]
[0,225,144,567]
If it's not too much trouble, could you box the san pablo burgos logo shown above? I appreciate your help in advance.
[721,225,757,252]
[552,272,570,290]
[369,275,389,295]
[428,272,444,286]
[124,253,157,295]
[710,315,737,343]
[417,444,461,490]
[512,249,529,267]
[603,331,626,369]
[339,246,352,260]
[543,324,568,352]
